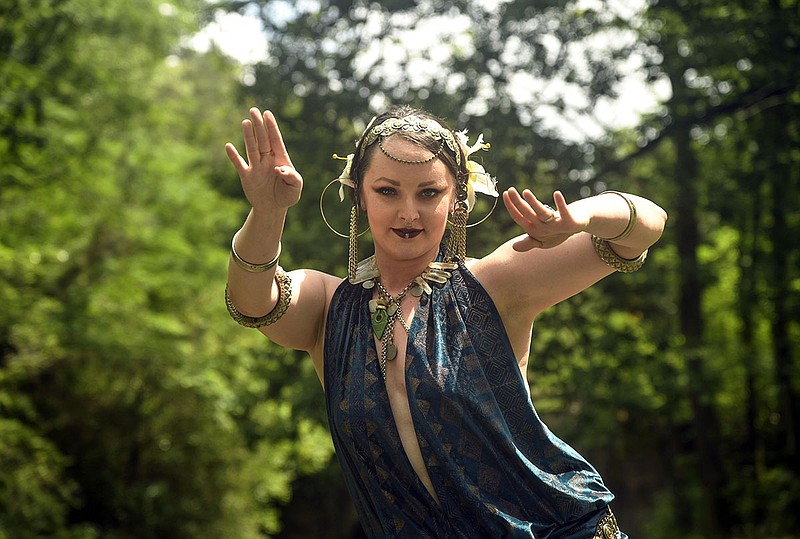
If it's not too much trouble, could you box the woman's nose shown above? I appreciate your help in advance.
[398,197,419,223]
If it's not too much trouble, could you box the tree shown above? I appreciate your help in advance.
[594,0,800,535]
[1,0,335,536]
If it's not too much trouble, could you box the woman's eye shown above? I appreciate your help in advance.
[376,187,396,196]
[420,189,441,198]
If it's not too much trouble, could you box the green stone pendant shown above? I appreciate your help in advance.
[370,304,388,340]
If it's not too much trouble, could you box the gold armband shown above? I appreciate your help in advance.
[225,267,292,327]
[592,235,647,273]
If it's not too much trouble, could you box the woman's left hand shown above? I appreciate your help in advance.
[502,188,589,251]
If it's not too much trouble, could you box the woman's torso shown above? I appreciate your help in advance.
[322,261,614,537]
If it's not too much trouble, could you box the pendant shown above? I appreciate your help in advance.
[410,282,424,297]
[361,259,457,382]
[370,302,389,340]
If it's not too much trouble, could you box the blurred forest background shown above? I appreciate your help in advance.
[1,0,799,537]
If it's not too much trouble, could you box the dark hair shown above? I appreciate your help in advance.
[348,106,468,207]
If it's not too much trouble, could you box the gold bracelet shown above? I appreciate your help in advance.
[225,267,292,327]
[231,229,281,272]
[592,235,647,273]
[599,190,637,242]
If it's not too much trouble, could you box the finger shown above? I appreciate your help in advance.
[511,236,541,252]
[241,119,258,168]
[263,110,294,168]
[503,189,534,228]
[225,142,248,175]
[249,107,272,157]
[552,190,569,216]
[521,189,556,222]
[507,188,541,224]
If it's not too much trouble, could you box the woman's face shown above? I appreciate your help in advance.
[360,135,456,265]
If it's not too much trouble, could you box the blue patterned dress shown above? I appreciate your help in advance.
[324,262,621,538]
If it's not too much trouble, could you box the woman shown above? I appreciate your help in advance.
[224,106,667,538]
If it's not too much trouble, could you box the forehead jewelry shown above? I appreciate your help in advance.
[360,115,461,168]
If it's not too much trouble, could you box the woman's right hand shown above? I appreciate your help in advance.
[225,108,303,212]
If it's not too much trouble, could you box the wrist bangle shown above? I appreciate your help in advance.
[592,235,647,273]
[231,229,280,272]
[599,190,637,242]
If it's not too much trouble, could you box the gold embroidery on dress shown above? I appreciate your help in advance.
[593,508,621,539]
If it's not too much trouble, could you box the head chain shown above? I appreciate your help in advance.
[359,115,462,169]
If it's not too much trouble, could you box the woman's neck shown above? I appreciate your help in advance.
[373,248,439,294]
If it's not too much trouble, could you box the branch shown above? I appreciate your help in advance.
[592,81,797,180]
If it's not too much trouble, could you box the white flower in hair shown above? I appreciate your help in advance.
[456,131,498,212]
[332,153,355,201]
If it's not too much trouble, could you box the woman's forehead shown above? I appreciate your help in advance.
[364,159,453,187]
[380,134,437,162]
[363,136,454,184]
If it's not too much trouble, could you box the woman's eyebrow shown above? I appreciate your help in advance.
[374,177,442,187]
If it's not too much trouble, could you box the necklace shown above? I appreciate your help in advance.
[370,280,413,381]
[353,256,457,381]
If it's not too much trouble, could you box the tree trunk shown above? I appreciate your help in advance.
[736,158,764,526]
[765,112,799,469]
[673,119,726,537]
[763,0,800,473]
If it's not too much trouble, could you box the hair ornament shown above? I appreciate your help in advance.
[332,153,355,201]
[456,130,498,212]
[360,116,461,167]
[320,153,368,240]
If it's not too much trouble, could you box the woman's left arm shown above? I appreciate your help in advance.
[473,188,668,322]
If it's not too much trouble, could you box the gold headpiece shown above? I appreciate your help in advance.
[330,120,498,211]
[360,115,462,167]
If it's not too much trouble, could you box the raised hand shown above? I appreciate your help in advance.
[502,188,589,251]
[225,108,303,212]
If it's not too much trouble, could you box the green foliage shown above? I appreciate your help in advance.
[0,419,84,538]
[1,0,332,537]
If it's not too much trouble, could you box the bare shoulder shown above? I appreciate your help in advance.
[257,268,344,379]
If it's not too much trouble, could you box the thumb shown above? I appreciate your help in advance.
[275,166,303,188]
[512,236,540,252]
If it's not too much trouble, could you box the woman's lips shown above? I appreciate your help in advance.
[392,228,422,239]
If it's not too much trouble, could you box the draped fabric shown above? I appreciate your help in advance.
[324,262,617,538]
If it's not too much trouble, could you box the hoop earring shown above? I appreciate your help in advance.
[456,196,498,228]
[319,178,370,238]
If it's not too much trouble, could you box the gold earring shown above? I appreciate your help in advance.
[348,205,358,282]
[446,203,468,262]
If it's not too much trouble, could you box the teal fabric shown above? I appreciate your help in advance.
[324,262,618,538]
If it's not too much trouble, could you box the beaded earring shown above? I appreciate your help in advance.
[348,205,359,282]
[446,202,469,263]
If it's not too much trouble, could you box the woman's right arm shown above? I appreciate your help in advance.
[225,108,339,377]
